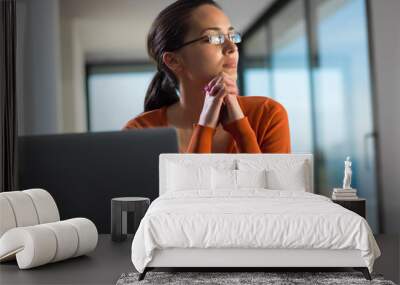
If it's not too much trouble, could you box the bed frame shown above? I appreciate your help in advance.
[138,154,372,281]
[141,248,371,280]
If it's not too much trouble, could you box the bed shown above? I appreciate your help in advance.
[131,154,381,281]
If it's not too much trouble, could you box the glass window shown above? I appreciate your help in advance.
[270,0,313,153]
[241,25,272,97]
[310,0,379,231]
[87,65,155,132]
[239,0,378,232]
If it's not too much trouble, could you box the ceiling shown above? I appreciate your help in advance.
[60,0,275,62]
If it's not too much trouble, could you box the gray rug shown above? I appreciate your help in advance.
[116,271,396,285]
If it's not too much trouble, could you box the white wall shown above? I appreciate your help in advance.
[370,0,400,235]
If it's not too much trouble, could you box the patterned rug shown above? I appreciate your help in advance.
[116,271,396,285]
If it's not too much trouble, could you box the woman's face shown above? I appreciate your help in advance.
[176,4,239,85]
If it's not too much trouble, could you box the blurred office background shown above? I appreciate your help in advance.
[15,0,399,235]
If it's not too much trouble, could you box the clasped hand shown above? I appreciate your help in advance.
[198,72,244,128]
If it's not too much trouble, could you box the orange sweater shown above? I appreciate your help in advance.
[123,96,291,153]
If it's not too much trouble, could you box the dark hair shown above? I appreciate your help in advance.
[144,0,222,112]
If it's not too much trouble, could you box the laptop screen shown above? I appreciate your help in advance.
[17,128,178,233]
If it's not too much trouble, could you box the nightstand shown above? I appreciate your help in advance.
[111,197,150,242]
[332,198,366,218]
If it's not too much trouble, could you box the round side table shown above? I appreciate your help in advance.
[111,197,150,242]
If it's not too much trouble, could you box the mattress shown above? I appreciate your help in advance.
[131,189,380,273]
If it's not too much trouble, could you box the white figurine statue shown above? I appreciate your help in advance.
[342,156,352,189]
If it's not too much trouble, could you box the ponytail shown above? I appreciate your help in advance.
[144,0,221,112]
[144,69,179,112]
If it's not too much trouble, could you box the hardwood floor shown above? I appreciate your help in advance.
[0,234,398,284]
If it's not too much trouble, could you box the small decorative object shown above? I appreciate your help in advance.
[343,156,352,189]
[332,156,358,200]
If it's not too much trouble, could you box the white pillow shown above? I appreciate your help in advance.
[211,168,237,190]
[236,169,267,188]
[167,162,211,191]
[211,168,268,190]
[266,162,307,191]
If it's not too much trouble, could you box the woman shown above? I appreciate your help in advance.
[123,0,291,154]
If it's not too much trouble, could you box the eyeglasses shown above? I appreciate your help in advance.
[172,32,242,51]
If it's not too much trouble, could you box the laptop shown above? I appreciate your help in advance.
[17,128,178,233]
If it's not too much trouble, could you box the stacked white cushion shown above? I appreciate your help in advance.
[0,189,98,269]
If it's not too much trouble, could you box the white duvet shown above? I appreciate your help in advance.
[131,189,380,273]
